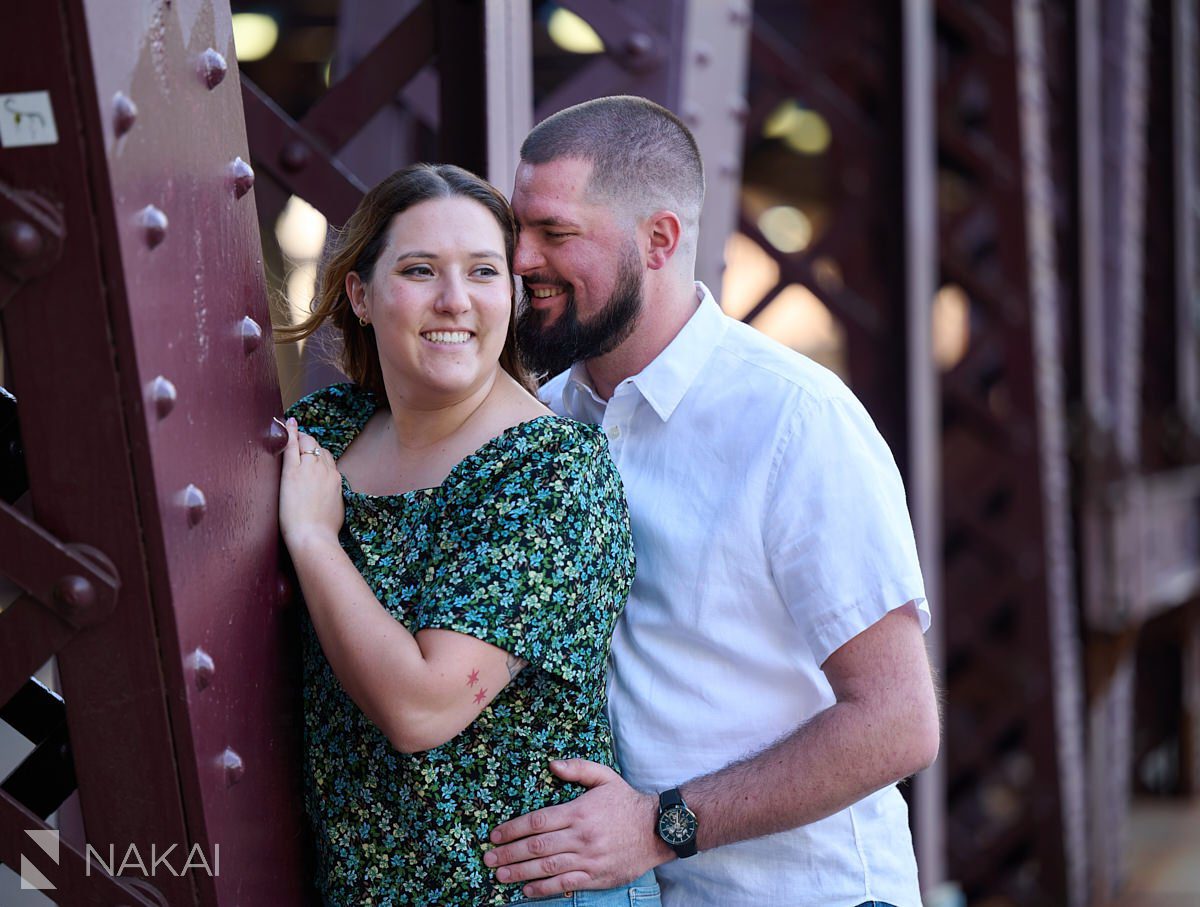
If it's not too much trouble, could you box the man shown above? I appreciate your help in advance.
[485,95,939,907]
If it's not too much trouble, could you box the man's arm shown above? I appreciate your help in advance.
[485,602,939,897]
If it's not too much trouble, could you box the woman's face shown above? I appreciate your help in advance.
[352,196,512,405]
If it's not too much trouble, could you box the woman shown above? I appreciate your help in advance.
[276,163,658,906]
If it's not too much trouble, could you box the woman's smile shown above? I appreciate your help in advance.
[421,330,475,345]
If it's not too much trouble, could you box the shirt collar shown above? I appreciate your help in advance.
[557,282,728,422]
[630,282,727,421]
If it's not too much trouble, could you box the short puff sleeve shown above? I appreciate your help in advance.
[414,420,634,689]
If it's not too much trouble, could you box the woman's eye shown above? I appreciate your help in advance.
[402,264,434,277]
[473,266,500,277]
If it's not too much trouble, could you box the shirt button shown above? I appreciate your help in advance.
[607,426,622,440]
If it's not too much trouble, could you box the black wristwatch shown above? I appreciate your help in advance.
[656,788,698,858]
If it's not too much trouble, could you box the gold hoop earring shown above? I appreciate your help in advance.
[359,315,369,327]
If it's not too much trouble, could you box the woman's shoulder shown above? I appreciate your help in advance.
[493,415,609,471]
[284,382,374,454]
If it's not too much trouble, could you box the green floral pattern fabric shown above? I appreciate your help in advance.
[286,383,634,906]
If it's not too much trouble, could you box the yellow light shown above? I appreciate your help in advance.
[721,233,780,320]
[276,195,327,262]
[232,13,279,62]
[547,7,605,54]
[932,284,971,370]
[751,284,846,378]
[762,101,831,156]
[757,206,812,254]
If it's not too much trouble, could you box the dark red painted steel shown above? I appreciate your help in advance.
[0,502,119,628]
[241,80,367,227]
[0,0,309,902]
[933,2,1086,904]
[1,0,198,900]
[65,0,310,901]
[240,0,438,226]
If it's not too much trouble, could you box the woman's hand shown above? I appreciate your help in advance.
[279,417,344,550]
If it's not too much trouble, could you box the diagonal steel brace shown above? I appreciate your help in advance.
[0,501,119,629]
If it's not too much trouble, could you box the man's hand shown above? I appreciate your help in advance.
[486,759,674,897]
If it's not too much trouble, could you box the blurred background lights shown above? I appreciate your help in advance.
[763,100,831,155]
[547,7,605,54]
[276,196,328,327]
[932,283,971,370]
[231,12,279,62]
[757,205,813,254]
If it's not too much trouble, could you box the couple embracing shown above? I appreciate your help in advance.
[277,95,938,907]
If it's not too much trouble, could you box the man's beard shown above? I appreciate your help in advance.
[515,247,644,378]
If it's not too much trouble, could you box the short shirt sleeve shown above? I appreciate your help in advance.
[283,383,370,457]
[414,419,634,688]
[765,392,929,666]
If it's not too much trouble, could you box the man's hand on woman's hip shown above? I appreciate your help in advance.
[486,759,674,898]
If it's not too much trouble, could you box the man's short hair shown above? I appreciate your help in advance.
[520,95,705,229]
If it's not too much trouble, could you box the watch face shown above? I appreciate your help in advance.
[658,805,697,845]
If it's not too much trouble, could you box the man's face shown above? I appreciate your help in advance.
[511,158,644,376]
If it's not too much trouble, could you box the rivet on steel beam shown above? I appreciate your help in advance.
[189,648,215,690]
[694,45,712,67]
[183,484,207,526]
[682,105,702,128]
[229,157,255,198]
[266,418,289,455]
[728,2,751,25]
[0,220,43,263]
[113,92,138,136]
[623,33,654,59]
[200,48,228,89]
[280,141,311,173]
[719,159,740,179]
[150,375,178,419]
[729,97,749,123]
[221,748,245,786]
[54,575,97,617]
[241,315,263,353]
[138,205,168,249]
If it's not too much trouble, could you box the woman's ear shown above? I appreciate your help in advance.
[346,271,367,320]
[645,210,682,270]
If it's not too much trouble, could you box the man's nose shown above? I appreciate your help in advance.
[513,233,543,276]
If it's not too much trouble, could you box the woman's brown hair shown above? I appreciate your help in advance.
[276,163,536,396]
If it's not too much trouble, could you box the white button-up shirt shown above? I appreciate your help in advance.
[541,284,929,907]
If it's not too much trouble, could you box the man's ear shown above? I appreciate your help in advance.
[645,210,683,270]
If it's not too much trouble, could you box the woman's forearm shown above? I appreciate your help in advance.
[286,531,440,743]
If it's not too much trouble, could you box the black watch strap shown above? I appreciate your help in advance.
[657,787,698,858]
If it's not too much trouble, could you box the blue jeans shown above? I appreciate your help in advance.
[506,871,660,906]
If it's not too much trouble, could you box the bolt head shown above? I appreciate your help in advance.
[0,220,43,262]
[229,157,255,199]
[279,141,311,173]
[54,575,96,615]
[113,92,138,136]
[150,375,177,419]
[138,205,168,249]
[201,48,228,89]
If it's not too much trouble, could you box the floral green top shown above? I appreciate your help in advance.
[286,383,634,906]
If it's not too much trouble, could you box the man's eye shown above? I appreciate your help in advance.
[546,231,571,240]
